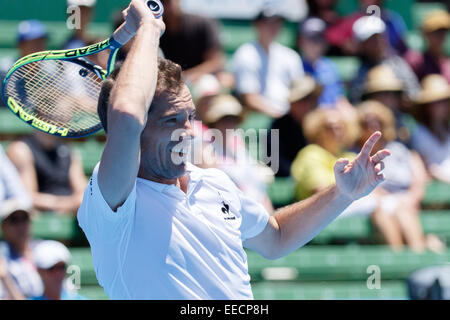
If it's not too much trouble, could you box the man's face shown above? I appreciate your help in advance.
[139,85,196,182]
[255,19,283,44]
[425,29,448,52]
[38,262,67,288]
[18,37,46,57]
[1,211,31,246]
[360,33,386,62]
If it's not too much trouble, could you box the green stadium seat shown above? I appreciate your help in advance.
[247,245,450,282]
[252,280,407,300]
[423,181,450,206]
[266,177,296,208]
[0,213,83,241]
[314,211,450,244]
[0,108,33,136]
[328,57,361,83]
[70,247,98,286]
[72,139,105,175]
[78,286,109,300]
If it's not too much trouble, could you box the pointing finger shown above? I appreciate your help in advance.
[359,131,382,159]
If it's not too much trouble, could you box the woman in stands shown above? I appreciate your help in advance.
[410,74,450,184]
[357,100,445,253]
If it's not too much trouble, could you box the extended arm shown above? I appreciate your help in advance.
[245,132,390,259]
[98,1,165,211]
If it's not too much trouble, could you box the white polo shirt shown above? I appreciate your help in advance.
[232,41,304,116]
[77,163,269,300]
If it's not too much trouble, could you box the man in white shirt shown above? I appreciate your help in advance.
[78,0,390,300]
[232,9,304,118]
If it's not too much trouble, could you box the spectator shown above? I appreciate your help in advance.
[0,145,32,210]
[32,240,85,300]
[356,100,444,253]
[0,203,43,299]
[7,131,87,215]
[297,17,346,108]
[0,20,48,107]
[232,8,304,118]
[159,0,227,85]
[270,76,321,177]
[201,94,274,213]
[410,74,450,184]
[64,0,96,50]
[192,74,222,122]
[305,0,340,25]
[349,16,420,104]
[362,64,413,144]
[290,108,376,217]
[405,10,450,83]
[325,0,409,56]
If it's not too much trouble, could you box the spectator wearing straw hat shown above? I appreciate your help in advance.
[406,10,450,83]
[32,240,86,300]
[201,95,274,213]
[269,76,321,177]
[410,74,450,184]
[0,203,43,300]
[362,64,413,145]
[355,100,444,253]
[350,15,420,104]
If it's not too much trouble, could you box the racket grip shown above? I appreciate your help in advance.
[112,0,164,46]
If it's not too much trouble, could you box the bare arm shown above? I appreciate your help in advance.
[245,132,390,259]
[0,256,25,300]
[183,50,224,83]
[241,93,284,119]
[98,1,165,211]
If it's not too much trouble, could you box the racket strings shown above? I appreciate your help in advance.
[5,59,102,134]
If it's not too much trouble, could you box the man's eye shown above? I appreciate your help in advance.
[166,118,177,123]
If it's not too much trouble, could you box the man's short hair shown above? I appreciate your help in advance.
[97,57,184,133]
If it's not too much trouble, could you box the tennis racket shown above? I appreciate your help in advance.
[1,0,164,138]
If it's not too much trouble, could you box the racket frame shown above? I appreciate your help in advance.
[1,37,122,138]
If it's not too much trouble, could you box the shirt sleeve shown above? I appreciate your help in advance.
[236,187,270,241]
[0,146,32,207]
[77,163,136,242]
[232,46,261,95]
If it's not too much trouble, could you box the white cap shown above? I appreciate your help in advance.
[0,200,32,222]
[193,74,221,101]
[67,0,96,7]
[353,16,386,42]
[34,240,71,270]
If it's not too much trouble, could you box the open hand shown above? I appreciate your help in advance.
[334,131,391,201]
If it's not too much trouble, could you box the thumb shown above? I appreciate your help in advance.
[334,158,350,174]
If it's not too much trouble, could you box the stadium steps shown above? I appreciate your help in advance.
[246,245,450,282]
[0,211,448,243]
[251,280,407,300]
[66,245,450,286]
[77,280,408,300]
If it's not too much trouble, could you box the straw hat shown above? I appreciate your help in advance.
[289,75,322,103]
[203,94,243,125]
[416,74,450,105]
[422,10,450,33]
[364,64,404,95]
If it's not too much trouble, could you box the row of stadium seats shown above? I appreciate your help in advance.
[69,244,450,299]
[1,210,449,243]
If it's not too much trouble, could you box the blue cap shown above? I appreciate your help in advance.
[17,20,48,44]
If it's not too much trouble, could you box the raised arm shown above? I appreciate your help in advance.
[98,0,165,211]
[244,132,391,259]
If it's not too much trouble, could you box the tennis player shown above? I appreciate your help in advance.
[77,0,390,299]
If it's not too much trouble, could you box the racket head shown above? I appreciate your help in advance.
[2,56,107,138]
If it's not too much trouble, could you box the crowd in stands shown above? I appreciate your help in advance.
[0,0,449,300]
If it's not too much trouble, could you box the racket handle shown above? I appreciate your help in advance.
[112,0,164,46]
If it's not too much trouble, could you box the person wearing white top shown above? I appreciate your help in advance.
[232,9,304,118]
[77,0,390,300]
